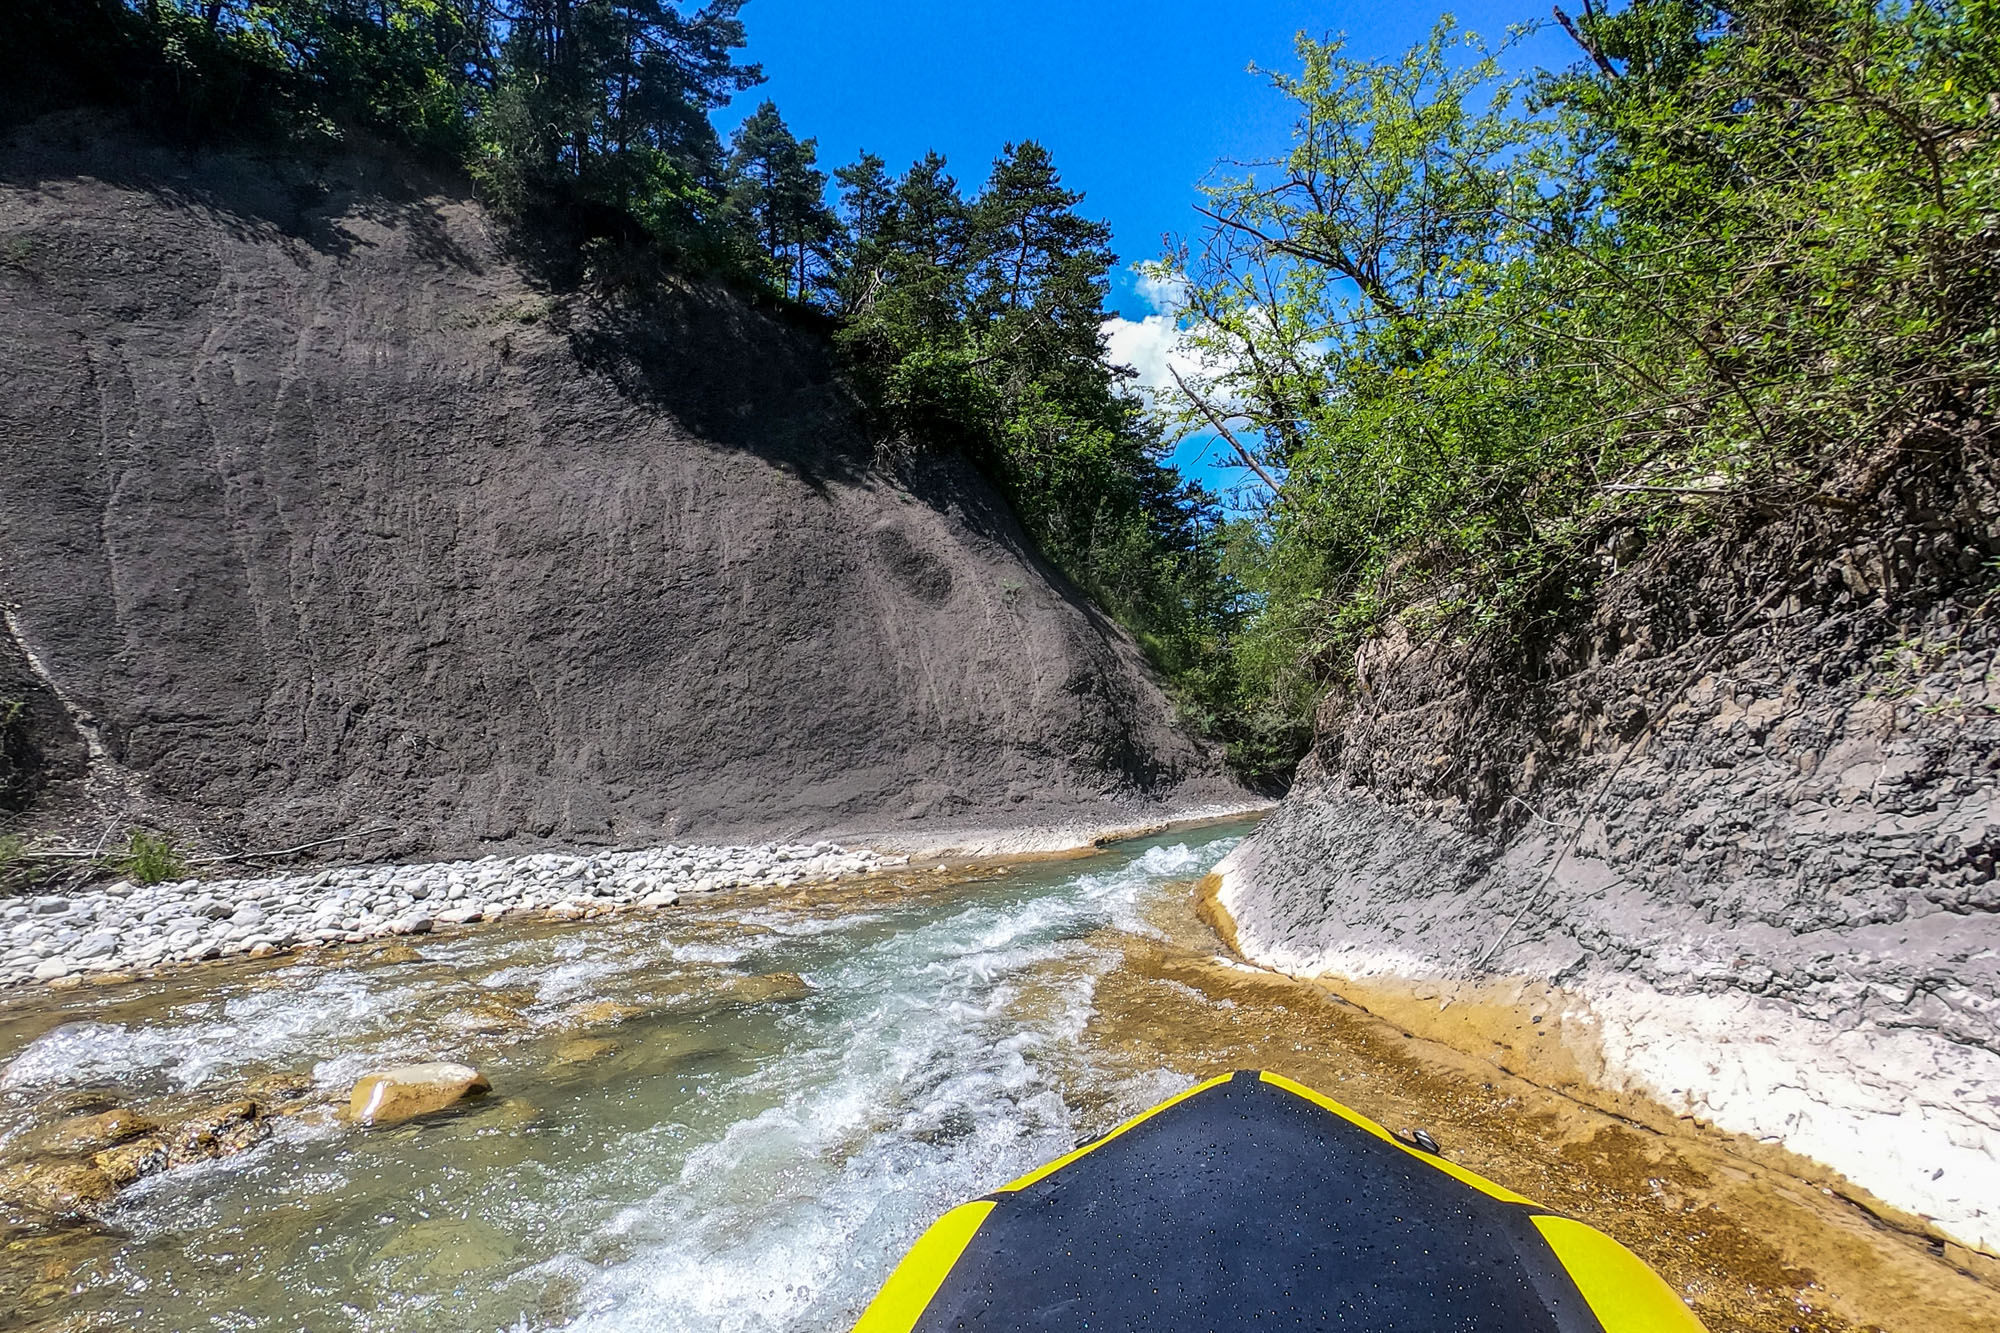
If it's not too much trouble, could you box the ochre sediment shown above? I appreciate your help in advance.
[1190,870,1241,955]
[1111,919,2000,1333]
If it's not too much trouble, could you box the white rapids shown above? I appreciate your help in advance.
[0,827,1245,1332]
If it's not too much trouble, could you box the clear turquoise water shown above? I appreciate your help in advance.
[0,823,1250,1331]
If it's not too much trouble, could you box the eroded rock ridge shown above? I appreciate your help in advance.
[1218,423,2000,1252]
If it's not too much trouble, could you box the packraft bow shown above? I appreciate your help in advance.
[856,1069,1706,1332]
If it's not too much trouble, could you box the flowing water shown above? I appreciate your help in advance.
[0,828,1241,1332]
[1,821,1995,1333]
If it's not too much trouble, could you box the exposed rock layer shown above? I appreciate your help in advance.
[1218,420,2000,1251]
[0,122,1234,853]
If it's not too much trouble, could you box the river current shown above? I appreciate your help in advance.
[0,826,1249,1331]
[3,819,1995,1333]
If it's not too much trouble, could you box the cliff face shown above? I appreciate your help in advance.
[1215,420,2000,1253]
[0,122,1236,853]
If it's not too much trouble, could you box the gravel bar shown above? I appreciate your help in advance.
[1,841,902,987]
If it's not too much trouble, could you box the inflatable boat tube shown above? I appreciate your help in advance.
[854,1069,1707,1332]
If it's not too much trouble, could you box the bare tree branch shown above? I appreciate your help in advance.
[1553,6,1620,81]
[1167,364,1285,500]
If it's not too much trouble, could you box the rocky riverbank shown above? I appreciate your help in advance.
[1207,431,2000,1258]
[0,840,895,988]
[1209,625,2000,1258]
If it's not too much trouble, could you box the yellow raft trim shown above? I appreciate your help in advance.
[853,1072,1709,1333]
[1531,1215,1709,1333]
[851,1200,996,1333]
[996,1071,1236,1192]
[1258,1070,1540,1207]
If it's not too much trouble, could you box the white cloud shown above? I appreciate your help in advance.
[1101,311,1206,401]
[1101,266,1277,445]
[1104,264,1206,403]
[1133,268,1189,314]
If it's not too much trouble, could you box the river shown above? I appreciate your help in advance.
[0,821,1993,1332]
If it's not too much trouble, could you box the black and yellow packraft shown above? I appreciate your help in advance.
[855,1070,1707,1332]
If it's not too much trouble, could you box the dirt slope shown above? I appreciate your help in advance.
[0,119,1238,856]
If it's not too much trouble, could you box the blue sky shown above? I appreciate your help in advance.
[715,1,1578,497]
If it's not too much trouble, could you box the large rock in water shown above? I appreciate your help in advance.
[34,1108,156,1156]
[0,121,1235,846]
[348,1063,491,1125]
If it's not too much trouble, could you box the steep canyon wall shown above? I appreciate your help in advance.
[0,123,1237,857]
[1217,428,2000,1253]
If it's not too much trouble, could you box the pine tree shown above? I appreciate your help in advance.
[875,152,974,340]
[831,152,893,316]
[481,0,760,235]
[974,143,1112,315]
[724,100,838,302]
[970,141,1116,384]
[606,0,761,185]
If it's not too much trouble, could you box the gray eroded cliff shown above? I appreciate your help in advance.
[0,123,1238,855]
[1216,421,2000,1252]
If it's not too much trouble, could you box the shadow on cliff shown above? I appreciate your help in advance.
[565,269,1189,790]
[560,279,876,490]
[0,113,482,273]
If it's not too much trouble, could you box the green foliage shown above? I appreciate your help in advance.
[262,0,488,155]
[4,2,492,148]
[1165,0,2000,725]
[117,828,187,886]
[0,833,28,894]
[827,141,1273,776]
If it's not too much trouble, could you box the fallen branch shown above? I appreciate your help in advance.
[1603,483,1732,497]
[1167,364,1285,499]
[8,826,396,868]
[191,827,397,866]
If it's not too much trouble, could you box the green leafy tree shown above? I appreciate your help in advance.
[262,0,494,154]
[1159,0,1999,780]
[832,151,982,441]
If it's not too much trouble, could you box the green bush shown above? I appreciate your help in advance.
[118,828,187,886]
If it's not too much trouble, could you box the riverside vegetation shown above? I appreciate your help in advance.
[1165,0,1999,768]
[9,0,1990,798]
